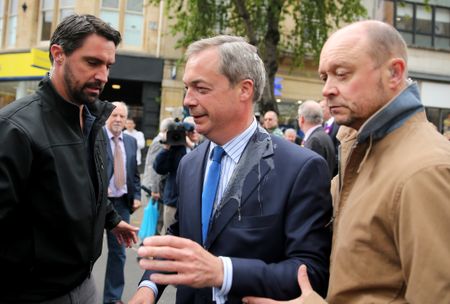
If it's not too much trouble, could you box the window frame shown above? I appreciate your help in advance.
[99,0,145,49]
[6,0,18,48]
[385,0,450,51]
[37,0,75,43]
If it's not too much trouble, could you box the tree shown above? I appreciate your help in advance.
[152,0,366,114]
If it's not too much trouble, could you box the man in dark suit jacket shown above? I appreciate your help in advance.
[320,99,340,176]
[299,100,337,177]
[130,36,332,304]
[103,101,141,304]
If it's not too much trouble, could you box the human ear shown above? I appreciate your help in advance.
[239,79,254,102]
[387,58,406,89]
[50,45,64,64]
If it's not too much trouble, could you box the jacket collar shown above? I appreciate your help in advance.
[356,82,424,144]
[38,75,114,126]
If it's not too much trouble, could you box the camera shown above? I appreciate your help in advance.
[161,121,195,146]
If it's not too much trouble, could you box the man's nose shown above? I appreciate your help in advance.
[322,78,338,98]
[183,88,197,107]
[95,66,109,84]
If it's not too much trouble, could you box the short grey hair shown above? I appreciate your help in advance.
[298,100,323,125]
[159,117,174,132]
[284,128,297,136]
[111,101,128,117]
[186,35,266,103]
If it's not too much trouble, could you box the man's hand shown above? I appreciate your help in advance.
[129,287,155,304]
[111,220,139,248]
[185,135,195,149]
[133,199,142,212]
[137,235,224,288]
[242,265,313,304]
[151,191,160,201]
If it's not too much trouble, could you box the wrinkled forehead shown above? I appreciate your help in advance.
[319,31,370,70]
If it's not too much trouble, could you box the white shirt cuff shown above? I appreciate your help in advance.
[212,256,233,304]
[138,280,158,299]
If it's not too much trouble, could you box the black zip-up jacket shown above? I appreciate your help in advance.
[0,77,121,302]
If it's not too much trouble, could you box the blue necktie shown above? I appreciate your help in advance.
[202,146,225,243]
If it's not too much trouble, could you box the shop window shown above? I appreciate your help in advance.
[38,0,75,42]
[6,0,17,47]
[124,0,143,47]
[443,109,450,140]
[0,0,4,48]
[385,0,450,51]
[100,0,120,30]
[436,7,450,49]
[425,107,450,139]
[415,5,432,48]
[100,0,144,48]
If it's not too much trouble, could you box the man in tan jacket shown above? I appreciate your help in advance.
[243,20,450,304]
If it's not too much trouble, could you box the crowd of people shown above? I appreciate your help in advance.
[0,13,449,304]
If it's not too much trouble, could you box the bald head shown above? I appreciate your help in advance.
[326,20,408,70]
[319,20,409,130]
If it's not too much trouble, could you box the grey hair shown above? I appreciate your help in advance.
[298,100,323,125]
[159,117,174,132]
[111,101,128,117]
[284,128,297,136]
[186,35,266,103]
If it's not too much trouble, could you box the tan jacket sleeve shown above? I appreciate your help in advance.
[395,165,450,303]
[304,291,328,304]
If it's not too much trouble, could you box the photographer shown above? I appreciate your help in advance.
[153,118,198,234]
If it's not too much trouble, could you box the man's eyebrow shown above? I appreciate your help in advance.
[184,79,210,86]
[83,56,114,65]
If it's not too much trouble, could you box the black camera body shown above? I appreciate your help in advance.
[161,121,195,146]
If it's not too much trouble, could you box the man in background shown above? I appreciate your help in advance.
[319,99,339,175]
[243,20,450,304]
[152,118,198,235]
[283,128,302,145]
[124,117,146,167]
[263,110,284,137]
[103,101,142,304]
[0,14,138,303]
[141,117,174,233]
[298,100,336,177]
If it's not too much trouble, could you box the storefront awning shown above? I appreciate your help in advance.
[0,48,50,81]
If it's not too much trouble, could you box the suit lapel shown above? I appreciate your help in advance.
[184,142,209,245]
[204,127,274,248]
[103,128,114,179]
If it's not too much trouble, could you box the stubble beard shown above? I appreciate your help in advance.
[63,63,104,106]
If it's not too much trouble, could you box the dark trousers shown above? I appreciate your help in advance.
[40,277,97,304]
[103,196,130,303]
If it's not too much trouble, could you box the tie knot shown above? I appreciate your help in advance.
[211,146,225,163]
[113,136,120,144]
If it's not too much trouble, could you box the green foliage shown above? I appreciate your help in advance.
[151,0,367,112]
[152,0,366,65]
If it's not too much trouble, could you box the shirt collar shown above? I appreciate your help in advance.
[106,127,123,141]
[209,118,257,164]
[325,117,334,126]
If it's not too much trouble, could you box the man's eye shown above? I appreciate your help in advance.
[336,71,348,79]
[197,87,208,94]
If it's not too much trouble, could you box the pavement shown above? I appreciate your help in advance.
[92,205,176,303]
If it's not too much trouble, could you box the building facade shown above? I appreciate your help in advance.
[366,0,450,138]
[1,0,449,139]
[0,0,172,139]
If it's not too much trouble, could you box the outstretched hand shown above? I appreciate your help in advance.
[111,220,139,247]
[242,265,313,304]
[137,235,224,288]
